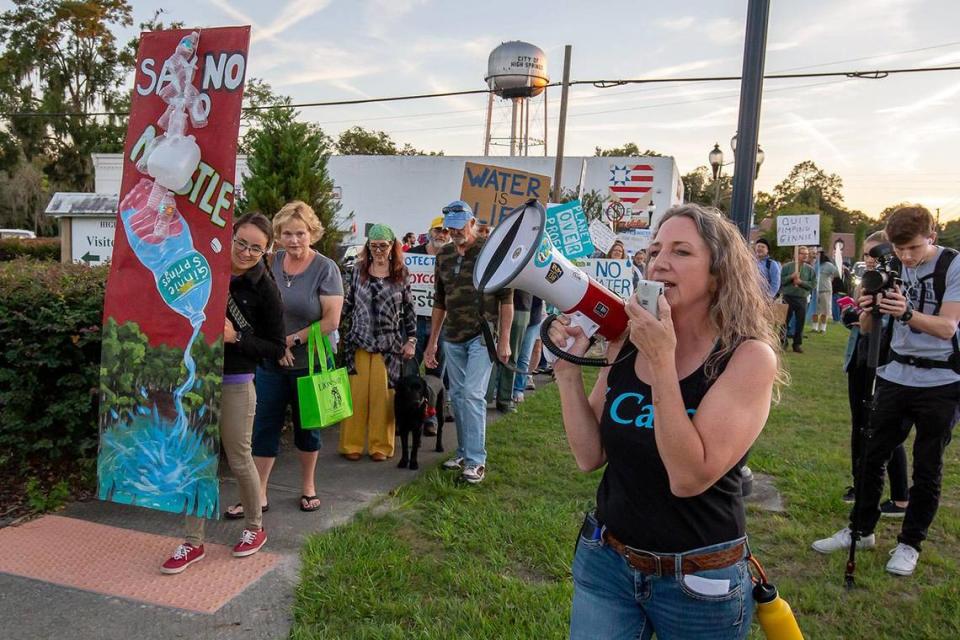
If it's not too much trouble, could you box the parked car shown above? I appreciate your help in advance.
[0,229,36,239]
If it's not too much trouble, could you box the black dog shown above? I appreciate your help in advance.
[395,372,430,470]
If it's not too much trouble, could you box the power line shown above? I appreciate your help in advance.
[3,63,960,119]
[379,78,850,135]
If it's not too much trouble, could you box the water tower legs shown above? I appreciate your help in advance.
[483,92,493,156]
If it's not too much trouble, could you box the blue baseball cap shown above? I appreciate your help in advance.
[442,200,474,229]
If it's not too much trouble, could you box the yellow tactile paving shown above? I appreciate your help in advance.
[0,515,278,614]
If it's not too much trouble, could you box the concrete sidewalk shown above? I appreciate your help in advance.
[0,395,529,640]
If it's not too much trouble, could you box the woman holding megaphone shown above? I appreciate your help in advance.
[552,204,786,640]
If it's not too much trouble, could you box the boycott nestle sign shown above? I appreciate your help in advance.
[404,253,436,316]
[777,214,820,247]
[460,161,551,226]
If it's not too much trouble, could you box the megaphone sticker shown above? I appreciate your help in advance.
[534,235,554,268]
[546,263,564,284]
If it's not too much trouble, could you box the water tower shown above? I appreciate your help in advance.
[483,41,549,156]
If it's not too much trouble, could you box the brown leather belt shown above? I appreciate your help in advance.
[602,531,746,576]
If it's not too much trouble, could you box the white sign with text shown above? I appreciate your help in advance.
[777,214,820,247]
[404,253,436,316]
[588,219,617,254]
[574,259,635,300]
[72,217,116,265]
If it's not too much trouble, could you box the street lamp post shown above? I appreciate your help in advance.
[707,137,765,210]
[709,143,724,206]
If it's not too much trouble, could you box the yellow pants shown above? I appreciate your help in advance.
[339,349,395,457]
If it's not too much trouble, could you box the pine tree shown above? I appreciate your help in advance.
[237,107,342,257]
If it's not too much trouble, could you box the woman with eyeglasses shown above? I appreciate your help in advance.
[233,201,343,518]
[162,213,285,574]
[339,224,417,461]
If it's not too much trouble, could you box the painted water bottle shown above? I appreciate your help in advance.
[753,582,804,640]
[120,178,211,328]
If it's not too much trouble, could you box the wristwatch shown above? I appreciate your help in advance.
[899,307,914,324]
[293,335,303,346]
[407,337,418,345]
[234,330,243,344]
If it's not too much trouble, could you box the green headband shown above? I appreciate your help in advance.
[368,224,395,242]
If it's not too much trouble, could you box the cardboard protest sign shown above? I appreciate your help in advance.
[545,200,594,260]
[777,214,820,247]
[460,161,551,226]
[404,253,436,316]
[97,27,250,518]
[573,259,635,299]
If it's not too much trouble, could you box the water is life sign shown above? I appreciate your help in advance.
[545,200,594,260]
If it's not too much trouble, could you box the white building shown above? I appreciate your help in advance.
[91,153,684,245]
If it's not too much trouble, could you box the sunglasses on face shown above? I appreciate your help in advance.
[233,237,265,256]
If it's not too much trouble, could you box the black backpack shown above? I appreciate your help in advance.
[883,247,960,371]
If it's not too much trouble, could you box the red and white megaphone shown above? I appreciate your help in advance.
[474,200,629,363]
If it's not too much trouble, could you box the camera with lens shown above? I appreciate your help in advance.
[860,243,901,296]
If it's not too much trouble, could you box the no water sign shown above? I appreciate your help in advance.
[545,200,594,260]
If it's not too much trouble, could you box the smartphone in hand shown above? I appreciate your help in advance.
[635,279,664,320]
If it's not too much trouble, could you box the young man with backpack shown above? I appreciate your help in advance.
[755,238,781,297]
[812,206,960,576]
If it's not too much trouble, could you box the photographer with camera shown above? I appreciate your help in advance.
[813,206,960,576]
[838,231,909,515]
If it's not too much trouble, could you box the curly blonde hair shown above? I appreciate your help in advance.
[652,204,788,397]
[273,200,325,244]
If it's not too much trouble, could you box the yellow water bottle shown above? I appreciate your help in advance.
[753,582,804,639]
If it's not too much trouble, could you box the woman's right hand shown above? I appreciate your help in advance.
[545,315,591,376]
[278,347,296,368]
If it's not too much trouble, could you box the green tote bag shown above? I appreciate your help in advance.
[297,323,353,429]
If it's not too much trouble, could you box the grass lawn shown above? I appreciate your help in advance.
[291,328,960,639]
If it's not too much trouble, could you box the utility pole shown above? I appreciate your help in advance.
[729,0,770,239]
[552,45,572,203]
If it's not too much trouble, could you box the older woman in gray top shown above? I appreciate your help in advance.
[226,201,343,518]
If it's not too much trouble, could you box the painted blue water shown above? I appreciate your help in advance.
[98,405,219,518]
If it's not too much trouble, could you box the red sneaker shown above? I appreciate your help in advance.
[233,528,267,557]
[160,543,205,574]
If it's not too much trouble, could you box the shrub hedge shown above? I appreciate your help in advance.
[0,237,61,261]
[0,259,106,475]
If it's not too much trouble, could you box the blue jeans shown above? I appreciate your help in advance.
[513,319,543,395]
[443,334,493,466]
[251,364,322,456]
[570,514,753,640]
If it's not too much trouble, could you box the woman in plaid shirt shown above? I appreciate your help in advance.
[339,224,417,461]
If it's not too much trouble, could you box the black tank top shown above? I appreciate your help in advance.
[595,343,746,553]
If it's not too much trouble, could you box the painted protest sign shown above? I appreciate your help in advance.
[574,259,635,299]
[97,27,250,518]
[589,219,617,254]
[460,161,551,226]
[777,214,820,247]
[404,253,436,316]
[545,200,594,260]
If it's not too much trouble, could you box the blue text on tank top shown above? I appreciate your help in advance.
[607,387,696,428]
